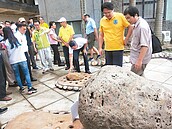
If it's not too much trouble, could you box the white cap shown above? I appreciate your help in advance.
[57,17,66,22]
[18,17,26,23]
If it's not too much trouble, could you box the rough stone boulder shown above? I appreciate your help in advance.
[66,72,84,81]
[78,65,172,129]
[5,111,73,129]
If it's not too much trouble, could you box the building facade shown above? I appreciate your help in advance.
[0,0,39,22]
[37,0,171,41]
[37,0,101,35]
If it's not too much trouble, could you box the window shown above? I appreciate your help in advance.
[123,0,166,19]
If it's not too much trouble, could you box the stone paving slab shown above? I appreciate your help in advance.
[164,77,172,85]
[145,70,172,83]
[27,90,65,109]
[0,100,34,124]
[42,98,74,113]
[0,57,172,128]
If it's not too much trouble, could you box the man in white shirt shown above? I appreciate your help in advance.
[68,37,91,74]
[14,24,37,94]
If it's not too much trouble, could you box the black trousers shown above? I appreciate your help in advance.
[51,44,62,64]
[73,46,89,72]
[105,50,123,67]
[28,45,37,68]
[63,46,70,68]
[0,52,6,98]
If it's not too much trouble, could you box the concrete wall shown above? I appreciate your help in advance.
[37,0,81,22]
[37,0,102,33]
[85,0,102,28]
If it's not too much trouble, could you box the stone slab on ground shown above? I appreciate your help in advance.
[55,72,91,91]
[5,111,73,129]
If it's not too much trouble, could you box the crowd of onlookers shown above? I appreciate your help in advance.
[0,14,96,102]
[0,5,153,128]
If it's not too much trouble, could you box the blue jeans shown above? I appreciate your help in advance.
[105,50,123,67]
[11,61,32,89]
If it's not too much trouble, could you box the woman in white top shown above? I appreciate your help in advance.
[48,21,64,66]
[2,26,37,94]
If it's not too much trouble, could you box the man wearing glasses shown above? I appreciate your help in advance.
[32,20,54,74]
[99,2,133,67]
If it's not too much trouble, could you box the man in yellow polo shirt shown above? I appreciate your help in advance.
[99,2,133,66]
[32,20,53,74]
[58,17,75,70]
[39,17,49,28]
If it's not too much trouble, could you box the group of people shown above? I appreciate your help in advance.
[0,3,153,127]
[71,2,152,128]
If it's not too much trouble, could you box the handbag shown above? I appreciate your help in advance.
[150,28,162,54]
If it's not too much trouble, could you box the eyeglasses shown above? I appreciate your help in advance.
[103,10,114,15]
[34,24,39,26]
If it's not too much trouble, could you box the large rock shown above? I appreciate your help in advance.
[66,72,84,81]
[78,65,172,129]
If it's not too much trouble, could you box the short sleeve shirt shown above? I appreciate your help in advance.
[40,23,49,28]
[86,18,97,34]
[99,12,130,51]
[48,28,58,45]
[130,17,152,64]
[32,27,50,50]
[69,37,87,54]
[58,24,75,46]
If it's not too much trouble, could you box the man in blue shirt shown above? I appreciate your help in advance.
[82,14,100,61]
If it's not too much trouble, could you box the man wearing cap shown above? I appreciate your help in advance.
[18,17,37,82]
[68,37,91,74]
[82,14,100,61]
[58,17,75,70]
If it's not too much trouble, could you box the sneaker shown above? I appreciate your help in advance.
[58,62,65,66]
[65,67,70,70]
[85,71,91,74]
[31,77,37,81]
[50,68,54,71]
[88,57,93,61]
[54,62,58,65]
[28,87,37,95]
[19,87,25,93]
[42,68,49,74]
[96,55,101,60]
[0,107,8,114]
[33,66,39,69]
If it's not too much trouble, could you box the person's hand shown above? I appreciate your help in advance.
[124,37,128,46]
[34,47,37,54]
[68,66,74,73]
[40,32,44,36]
[83,49,87,55]
[98,48,103,56]
[95,36,98,42]
[134,60,142,71]
[57,39,62,42]
[64,42,69,47]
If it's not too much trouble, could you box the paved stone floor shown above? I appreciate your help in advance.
[0,57,172,128]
